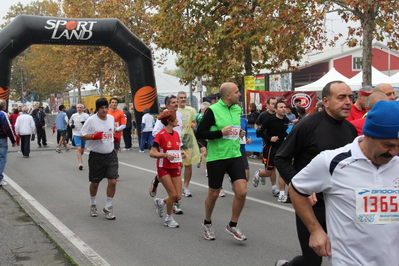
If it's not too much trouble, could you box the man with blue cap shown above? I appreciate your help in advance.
[286,100,399,265]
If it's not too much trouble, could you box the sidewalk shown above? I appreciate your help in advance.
[0,127,139,266]
[0,186,74,265]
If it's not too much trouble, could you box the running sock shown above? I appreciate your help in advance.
[229,221,237,228]
[279,191,285,197]
[105,197,113,209]
[272,185,277,190]
[204,220,212,225]
[90,196,96,206]
[166,214,172,220]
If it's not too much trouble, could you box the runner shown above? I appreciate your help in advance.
[288,100,399,265]
[253,100,289,202]
[80,98,121,220]
[150,110,186,228]
[149,95,184,214]
[196,82,248,241]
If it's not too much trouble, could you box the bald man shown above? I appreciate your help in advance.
[196,82,248,241]
[350,92,389,135]
[373,83,396,101]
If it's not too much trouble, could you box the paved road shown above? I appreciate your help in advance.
[4,129,328,266]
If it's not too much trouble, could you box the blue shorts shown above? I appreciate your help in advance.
[74,135,86,148]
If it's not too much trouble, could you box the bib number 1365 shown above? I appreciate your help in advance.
[363,196,398,212]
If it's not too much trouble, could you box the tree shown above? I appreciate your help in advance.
[3,0,70,102]
[316,1,399,85]
[148,0,327,87]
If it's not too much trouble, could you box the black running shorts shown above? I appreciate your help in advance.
[207,157,245,189]
[88,150,119,183]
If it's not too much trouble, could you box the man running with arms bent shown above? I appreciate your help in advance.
[196,82,248,241]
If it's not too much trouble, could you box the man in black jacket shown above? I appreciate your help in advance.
[36,106,48,148]
[274,81,358,266]
[122,106,132,150]
[66,104,77,146]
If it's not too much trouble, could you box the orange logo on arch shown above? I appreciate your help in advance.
[134,86,156,112]
[66,21,78,30]
[0,87,10,100]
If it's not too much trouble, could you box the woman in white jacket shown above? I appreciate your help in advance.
[15,107,35,158]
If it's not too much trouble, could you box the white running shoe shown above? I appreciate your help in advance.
[252,169,261,187]
[275,260,289,266]
[202,224,216,240]
[278,194,288,203]
[90,205,98,217]
[102,206,116,220]
[164,216,179,228]
[0,180,8,186]
[182,187,192,197]
[225,225,247,241]
[154,198,164,218]
[219,188,225,197]
[260,176,266,185]
[272,187,280,197]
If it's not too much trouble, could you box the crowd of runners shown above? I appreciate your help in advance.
[2,80,398,266]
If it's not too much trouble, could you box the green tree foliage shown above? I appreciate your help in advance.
[150,0,399,87]
[148,0,327,87]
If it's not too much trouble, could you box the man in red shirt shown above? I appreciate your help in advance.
[108,98,126,152]
[346,85,373,121]
[350,92,388,135]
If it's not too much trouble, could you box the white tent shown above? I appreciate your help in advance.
[388,71,399,86]
[295,67,350,92]
[347,66,391,89]
[153,70,202,110]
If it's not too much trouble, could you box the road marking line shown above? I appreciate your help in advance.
[5,174,110,266]
[118,161,294,213]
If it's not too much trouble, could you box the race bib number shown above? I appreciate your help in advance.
[355,188,399,224]
[101,131,114,143]
[223,126,240,140]
[167,150,182,163]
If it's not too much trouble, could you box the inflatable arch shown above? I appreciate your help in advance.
[0,14,158,131]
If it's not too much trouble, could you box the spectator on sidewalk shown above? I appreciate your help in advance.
[140,108,154,152]
[122,106,132,151]
[9,108,20,146]
[0,99,16,186]
[36,106,48,148]
[66,104,77,147]
[15,107,35,158]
